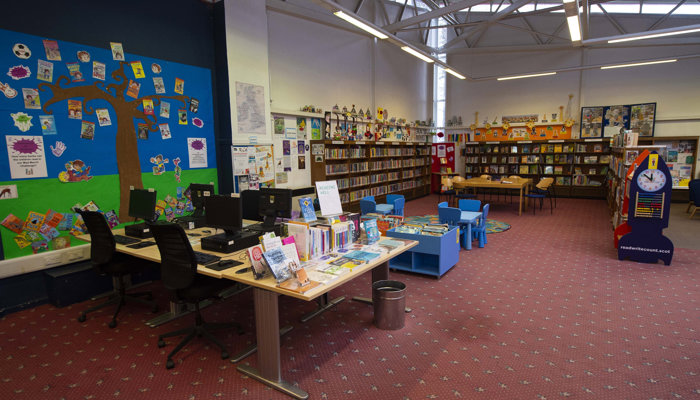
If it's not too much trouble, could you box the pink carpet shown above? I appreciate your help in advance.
[1,195,699,399]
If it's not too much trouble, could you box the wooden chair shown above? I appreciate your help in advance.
[453,175,476,204]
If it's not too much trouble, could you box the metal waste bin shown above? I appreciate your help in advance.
[372,280,406,330]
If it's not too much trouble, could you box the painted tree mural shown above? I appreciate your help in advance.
[38,62,189,218]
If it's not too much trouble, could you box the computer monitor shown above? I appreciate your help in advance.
[188,183,214,217]
[258,188,292,228]
[240,189,263,221]
[204,194,242,236]
[128,188,157,222]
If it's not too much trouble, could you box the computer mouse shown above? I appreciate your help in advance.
[218,259,234,267]
[202,229,211,233]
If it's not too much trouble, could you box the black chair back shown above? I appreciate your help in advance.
[149,222,198,290]
[77,210,116,266]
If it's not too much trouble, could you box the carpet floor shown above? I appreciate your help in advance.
[1,195,698,399]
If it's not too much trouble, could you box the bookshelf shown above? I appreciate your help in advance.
[463,138,611,198]
[310,140,431,211]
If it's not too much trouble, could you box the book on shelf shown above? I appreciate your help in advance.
[554,166,563,175]
[544,166,554,174]
[554,144,562,153]
[593,144,602,152]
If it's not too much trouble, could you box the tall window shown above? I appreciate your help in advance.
[430,18,448,142]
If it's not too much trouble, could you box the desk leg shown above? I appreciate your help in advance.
[519,186,523,216]
[237,288,307,400]
[466,222,473,250]
[300,293,345,323]
[352,262,411,313]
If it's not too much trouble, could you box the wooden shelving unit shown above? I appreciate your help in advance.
[463,138,611,198]
[310,140,431,211]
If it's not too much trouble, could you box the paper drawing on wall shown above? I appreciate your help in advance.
[40,115,57,134]
[0,184,18,200]
[37,60,53,82]
[22,88,41,109]
[50,141,66,157]
[80,121,95,140]
[38,61,190,217]
[59,159,92,182]
[150,154,169,175]
[110,42,124,61]
[10,112,33,132]
[192,117,203,128]
[66,62,84,82]
[173,157,182,182]
[77,50,90,62]
[92,61,105,81]
[0,80,18,98]
[13,43,31,59]
[151,63,161,74]
[43,40,61,61]
[7,65,30,80]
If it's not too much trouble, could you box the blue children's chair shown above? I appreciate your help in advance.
[438,206,462,225]
[360,196,393,216]
[471,203,490,248]
[458,199,481,212]
[386,194,405,216]
[438,201,448,208]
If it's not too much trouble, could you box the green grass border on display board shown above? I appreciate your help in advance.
[0,169,218,260]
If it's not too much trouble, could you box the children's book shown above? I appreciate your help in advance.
[362,219,380,243]
[298,197,317,223]
[344,250,381,262]
[262,247,292,283]
[246,244,268,279]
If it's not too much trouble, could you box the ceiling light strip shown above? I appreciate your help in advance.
[600,59,677,69]
[333,11,388,39]
[608,28,700,43]
[445,68,467,80]
[497,72,557,80]
[401,46,435,63]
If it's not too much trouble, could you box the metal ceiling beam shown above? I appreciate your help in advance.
[582,22,700,45]
[648,0,686,31]
[581,0,590,40]
[382,0,484,32]
[495,21,567,41]
[545,21,568,44]
[597,3,627,34]
[376,0,391,25]
[354,0,366,14]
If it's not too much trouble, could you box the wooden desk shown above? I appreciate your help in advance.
[458,178,532,215]
[80,226,417,400]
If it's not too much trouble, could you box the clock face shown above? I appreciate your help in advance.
[636,168,666,192]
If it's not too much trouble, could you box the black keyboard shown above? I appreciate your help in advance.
[114,235,140,245]
[126,241,156,249]
[193,251,221,266]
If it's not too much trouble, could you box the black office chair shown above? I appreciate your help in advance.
[76,210,158,328]
[149,222,243,369]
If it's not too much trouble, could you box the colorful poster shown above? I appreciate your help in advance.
[283,140,290,155]
[66,62,84,82]
[153,76,165,94]
[39,115,57,134]
[92,61,105,80]
[298,155,305,169]
[68,100,82,119]
[143,98,154,115]
[189,98,199,113]
[37,59,53,82]
[126,80,140,98]
[110,42,124,61]
[178,109,187,125]
[174,78,184,94]
[187,138,208,168]
[22,88,40,109]
[130,61,145,78]
[137,123,149,140]
[96,108,111,126]
[273,116,284,134]
[5,135,48,179]
[159,123,171,140]
[43,40,61,61]
[311,118,321,140]
[298,140,305,154]
[297,117,306,139]
[160,101,170,118]
[80,121,95,140]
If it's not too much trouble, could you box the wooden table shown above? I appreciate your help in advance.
[80,226,417,400]
[457,178,532,216]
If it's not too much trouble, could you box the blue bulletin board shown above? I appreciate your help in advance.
[0,28,218,260]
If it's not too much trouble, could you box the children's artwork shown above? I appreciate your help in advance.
[296,117,306,139]
[273,116,284,134]
[174,77,184,94]
[80,121,95,140]
[126,79,140,98]
[7,65,30,80]
[50,140,66,157]
[150,154,169,175]
[311,118,321,140]
[178,109,187,125]
[187,138,208,168]
[0,80,18,98]
[189,98,199,113]
[43,39,61,61]
[160,101,170,118]
[130,61,145,78]
[0,184,18,200]
[24,211,46,232]
[192,117,203,128]
[22,88,40,109]
[77,50,90,62]
[159,123,171,139]
[40,115,57,134]
[630,103,656,137]
[2,214,24,233]
[142,98,154,115]
[95,108,111,126]
[153,76,165,94]
[173,157,182,182]
[37,59,53,82]
[92,61,105,80]
[604,105,629,127]
[66,62,84,82]
[67,100,82,119]
[5,135,48,178]
[580,106,603,138]
[12,43,31,59]
[11,112,33,132]
[52,236,71,250]
[110,42,124,61]
[151,63,162,74]
[137,123,149,140]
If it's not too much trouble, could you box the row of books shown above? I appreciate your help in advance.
[393,223,449,236]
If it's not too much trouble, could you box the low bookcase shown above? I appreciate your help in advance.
[385,226,459,278]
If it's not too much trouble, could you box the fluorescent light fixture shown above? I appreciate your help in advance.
[445,68,466,80]
[562,0,575,3]
[608,28,700,43]
[566,15,581,41]
[600,59,677,69]
[497,72,557,81]
[333,11,388,39]
[401,46,434,63]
